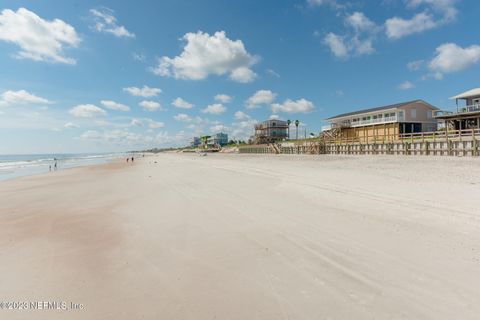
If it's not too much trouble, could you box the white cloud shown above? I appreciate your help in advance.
[271,99,315,114]
[306,0,342,9]
[406,0,457,22]
[407,60,424,71]
[385,0,458,39]
[131,118,143,126]
[123,85,161,97]
[139,100,162,111]
[172,97,194,109]
[0,90,52,107]
[346,12,376,31]
[324,33,349,58]
[398,81,415,90]
[69,104,107,118]
[79,129,148,146]
[269,114,280,120]
[132,52,146,62]
[210,124,227,133]
[307,0,329,5]
[323,12,377,58]
[146,119,164,129]
[202,103,226,115]
[336,90,345,96]
[229,67,257,83]
[152,31,258,83]
[230,118,259,140]
[266,69,280,78]
[89,8,134,38]
[385,13,437,39]
[428,43,480,77]
[214,94,232,103]
[174,113,193,122]
[234,111,250,120]
[0,8,80,64]
[100,100,130,111]
[80,130,101,140]
[246,90,277,109]
[64,122,79,129]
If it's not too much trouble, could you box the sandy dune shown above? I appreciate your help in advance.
[0,154,479,319]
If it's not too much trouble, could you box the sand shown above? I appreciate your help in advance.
[0,153,479,319]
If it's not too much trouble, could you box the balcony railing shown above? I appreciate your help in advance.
[321,125,333,132]
[434,104,480,117]
[344,116,399,127]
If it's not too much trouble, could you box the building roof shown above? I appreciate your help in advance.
[326,100,436,120]
[262,119,287,124]
[450,88,480,100]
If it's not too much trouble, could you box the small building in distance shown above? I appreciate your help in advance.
[207,132,228,147]
[435,88,480,131]
[323,100,438,142]
[254,120,289,143]
[190,136,201,147]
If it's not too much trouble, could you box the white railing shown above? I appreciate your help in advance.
[321,125,332,132]
[456,104,480,113]
[435,104,480,117]
[325,115,399,131]
[350,116,397,127]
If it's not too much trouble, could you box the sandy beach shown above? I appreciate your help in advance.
[0,153,479,319]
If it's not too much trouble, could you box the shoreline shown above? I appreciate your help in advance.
[0,153,128,182]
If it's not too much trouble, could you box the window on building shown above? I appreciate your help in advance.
[427,111,432,119]
[411,109,417,118]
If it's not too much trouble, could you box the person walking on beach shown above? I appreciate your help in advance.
[126,157,129,163]
[131,156,134,163]
[54,161,57,171]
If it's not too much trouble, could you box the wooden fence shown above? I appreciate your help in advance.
[239,129,480,157]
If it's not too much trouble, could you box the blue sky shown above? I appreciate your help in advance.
[1,0,479,153]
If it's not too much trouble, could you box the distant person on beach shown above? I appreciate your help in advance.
[49,165,51,172]
[126,158,129,163]
[54,160,57,171]
[131,157,134,163]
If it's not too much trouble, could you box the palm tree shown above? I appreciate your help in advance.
[295,120,300,140]
[287,119,291,139]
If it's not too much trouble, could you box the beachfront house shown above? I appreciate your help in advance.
[207,132,228,147]
[254,120,289,143]
[434,88,480,131]
[190,136,201,147]
[322,100,439,142]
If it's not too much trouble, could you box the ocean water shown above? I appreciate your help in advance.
[0,153,126,181]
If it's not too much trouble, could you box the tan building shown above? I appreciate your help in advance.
[323,100,439,142]
[435,88,480,130]
[254,120,289,143]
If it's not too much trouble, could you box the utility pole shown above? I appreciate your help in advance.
[287,119,291,140]
[295,120,299,140]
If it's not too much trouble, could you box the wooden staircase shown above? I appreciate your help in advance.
[269,143,281,154]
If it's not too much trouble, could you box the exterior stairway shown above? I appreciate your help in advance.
[269,143,281,154]
[320,127,341,142]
